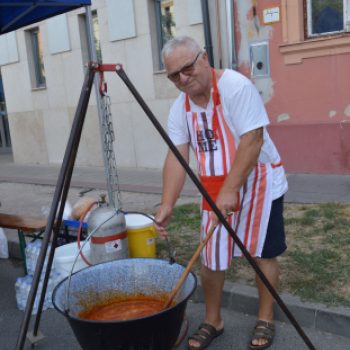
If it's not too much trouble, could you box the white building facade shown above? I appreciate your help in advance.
[0,0,212,168]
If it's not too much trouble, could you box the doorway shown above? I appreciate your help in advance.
[0,70,12,153]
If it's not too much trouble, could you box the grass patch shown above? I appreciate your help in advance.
[167,203,201,232]
[156,201,350,307]
[155,203,202,274]
[304,209,320,217]
[275,202,350,306]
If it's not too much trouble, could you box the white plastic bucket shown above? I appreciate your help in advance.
[54,241,91,279]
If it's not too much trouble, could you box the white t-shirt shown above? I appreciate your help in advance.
[168,69,288,200]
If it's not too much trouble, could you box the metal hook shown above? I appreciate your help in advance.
[98,71,107,96]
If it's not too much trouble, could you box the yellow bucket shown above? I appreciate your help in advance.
[125,214,157,258]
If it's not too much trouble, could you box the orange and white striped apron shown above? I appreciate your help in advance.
[186,68,274,271]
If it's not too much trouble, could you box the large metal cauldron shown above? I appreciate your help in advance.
[53,258,197,350]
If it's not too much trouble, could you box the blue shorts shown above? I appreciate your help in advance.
[261,195,287,259]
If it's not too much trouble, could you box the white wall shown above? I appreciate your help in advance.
[1,0,204,169]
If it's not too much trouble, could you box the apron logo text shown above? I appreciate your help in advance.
[197,130,218,152]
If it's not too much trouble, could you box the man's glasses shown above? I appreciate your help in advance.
[167,52,202,82]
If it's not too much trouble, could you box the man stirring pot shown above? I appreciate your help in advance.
[153,36,288,350]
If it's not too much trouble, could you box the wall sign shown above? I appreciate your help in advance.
[263,6,281,24]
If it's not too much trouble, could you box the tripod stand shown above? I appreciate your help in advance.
[15,62,316,350]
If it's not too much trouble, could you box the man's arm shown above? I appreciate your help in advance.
[154,143,190,239]
[214,127,264,223]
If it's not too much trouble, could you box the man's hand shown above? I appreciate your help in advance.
[212,186,238,226]
[155,143,189,240]
[154,205,173,240]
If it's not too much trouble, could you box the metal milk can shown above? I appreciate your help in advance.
[88,194,129,265]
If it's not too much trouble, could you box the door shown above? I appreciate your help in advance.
[0,71,12,153]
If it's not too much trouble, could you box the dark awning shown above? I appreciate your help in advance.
[0,0,91,35]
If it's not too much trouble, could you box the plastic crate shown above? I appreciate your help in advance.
[57,220,88,247]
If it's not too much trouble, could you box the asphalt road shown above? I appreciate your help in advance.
[1,258,350,350]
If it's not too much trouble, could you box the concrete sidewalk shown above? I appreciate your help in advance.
[2,152,350,341]
[2,153,350,203]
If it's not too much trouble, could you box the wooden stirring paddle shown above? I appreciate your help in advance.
[162,224,217,310]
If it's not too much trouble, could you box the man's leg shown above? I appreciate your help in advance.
[251,257,279,347]
[188,264,225,348]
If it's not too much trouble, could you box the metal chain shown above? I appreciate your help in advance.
[100,93,123,210]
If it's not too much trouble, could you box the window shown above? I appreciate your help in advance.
[0,71,11,151]
[306,0,350,37]
[30,29,46,87]
[280,0,350,64]
[154,0,177,69]
[92,12,102,64]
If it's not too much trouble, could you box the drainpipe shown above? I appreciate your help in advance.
[201,0,214,67]
[215,0,222,69]
[227,0,238,70]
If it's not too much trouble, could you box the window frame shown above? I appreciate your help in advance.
[306,0,350,38]
[30,28,46,88]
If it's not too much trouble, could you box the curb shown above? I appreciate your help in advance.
[191,278,350,340]
[8,237,350,340]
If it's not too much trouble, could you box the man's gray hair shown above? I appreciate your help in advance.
[161,36,202,64]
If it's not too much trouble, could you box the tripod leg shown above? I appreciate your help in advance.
[15,64,96,350]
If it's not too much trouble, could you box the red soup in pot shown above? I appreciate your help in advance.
[79,297,175,321]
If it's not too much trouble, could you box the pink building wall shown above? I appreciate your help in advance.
[233,0,350,174]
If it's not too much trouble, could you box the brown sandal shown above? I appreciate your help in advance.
[249,320,275,350]
[187,323,224,350]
